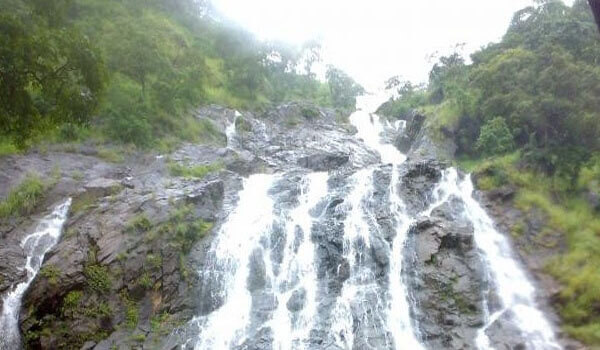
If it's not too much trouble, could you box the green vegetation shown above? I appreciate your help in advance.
[146,254,163,270]
[137,272,153,290]
[62,290,84,316]
[123,296,139,330]
[0,174,46,218]
[39,264,61,286]
[0,0,360,151]
[84,264,112,294]
[325,66,365,110]
[125,214,153,235]
[168,161,223,179]
[383,1,600,344]
[71,192,98,214]
[161,204,213,253]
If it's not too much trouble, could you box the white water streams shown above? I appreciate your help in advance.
[191,172,328,350]
[192,174,277,349]
[269,172,328,350]
[427,168,561,350]
[342,94,424,349]
[225,111,242,148]
[330,168,382,349]
[186,92,559,350]
[0,199,72,350]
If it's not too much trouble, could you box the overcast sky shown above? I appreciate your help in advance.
[211,0,575,89]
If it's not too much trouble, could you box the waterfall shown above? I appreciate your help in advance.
[0,199,72,350]
[346,94,424,349]
[426,168,561,349]
[190,172,329,350]
[226,111,242,148]
[184,92,560,350]
[191,174,278,349]
[268,172,328,350]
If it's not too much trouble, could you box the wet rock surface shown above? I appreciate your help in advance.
[0,102,573,349]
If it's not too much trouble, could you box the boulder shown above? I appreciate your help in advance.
[297,152,349,171]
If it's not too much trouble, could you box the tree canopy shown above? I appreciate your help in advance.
[0,0,345,149]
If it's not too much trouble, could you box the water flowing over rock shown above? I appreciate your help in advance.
[0,97,565,349]
[0,199,71,350]
[179,94,562,350]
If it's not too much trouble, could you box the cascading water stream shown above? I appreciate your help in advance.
[268,172,328,350]
[190,172,329,350]
[425,168,561,350]
[344,94,424,349]
[191,174,277,349]
[185,91,560,350]
[226,111,242,148]
[0,199,72,350]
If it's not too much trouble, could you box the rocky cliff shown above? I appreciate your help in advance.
[0,101,579,349]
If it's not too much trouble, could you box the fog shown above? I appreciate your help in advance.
[212,0,576,89]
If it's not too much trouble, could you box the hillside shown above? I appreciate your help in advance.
[379,0,600,345]
[0,0,362,151]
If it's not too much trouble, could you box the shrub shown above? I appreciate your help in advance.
[126,214,152,234]
[62,290,83,315]
[168,162,223,179]
[137,272,152,289]
[476,117,515,156]
[84,265,112,293]
[0,174,46,218]
[40,265,61,285]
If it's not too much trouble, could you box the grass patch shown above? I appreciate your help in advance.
[97,147,125,163]
[0,174,46,218]
[84,265,112,294]
[0,141,20,157]
[146,254,162,270]
[121,292,139,330]
[125,214,152,234]
[62,290,83,316]
[71,192,98,215]
[137,272,153,290]
[39,264,61,286]
[168,161,223,179]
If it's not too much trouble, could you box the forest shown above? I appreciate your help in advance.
[0,0,361,151]
[379,0,600,343]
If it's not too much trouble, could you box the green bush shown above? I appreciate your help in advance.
[40,265,61,286]
[0,174,46,218]
[62,290,83,315]
[475,117,515,156]
[84,265,112,294]
[168,162,223,179]
[126,214,152,234]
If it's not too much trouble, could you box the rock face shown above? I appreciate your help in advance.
[404,201,485,349]
[0,102,572,349]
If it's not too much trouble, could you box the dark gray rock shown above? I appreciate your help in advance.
[297,152,349,171]
[286,288,307,312]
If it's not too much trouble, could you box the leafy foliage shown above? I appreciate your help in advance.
[168,161,223,179]
[475,117,515,156]
[383,1,600,344]
[325,66,364,109]
[384,0,599,181]
[1,0,340,149]
[84,264,112,294]
[0,174,46,218]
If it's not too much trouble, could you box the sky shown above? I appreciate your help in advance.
[211,0,575,89]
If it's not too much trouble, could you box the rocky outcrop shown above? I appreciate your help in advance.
[0,102,374,349]
[0,101,576,350]
[297,152,349,171]
[405,203,485,349]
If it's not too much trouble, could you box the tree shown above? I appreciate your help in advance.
[325,66,364,109]
[475,117,515,156]
[0,8,105,147]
